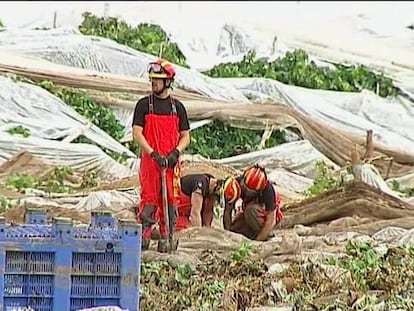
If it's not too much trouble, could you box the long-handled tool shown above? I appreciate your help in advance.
[160,167,172,252]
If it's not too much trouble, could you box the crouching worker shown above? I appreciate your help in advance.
[223,164,284,241]
[176,174,242,231]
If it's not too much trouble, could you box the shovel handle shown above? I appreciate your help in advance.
[161,168,171,248]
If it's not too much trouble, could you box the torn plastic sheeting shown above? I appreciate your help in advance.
[353,163,400,199]
[387,173,414,189]
[212,140,339,180]
[267,168,314,194]
[74,190,138,213]
[398,228,414,247]
[0,132,134,180]
[4,2,414,93]
[216,77,414,157]
[0,27,249,103]
[0,75,135,158]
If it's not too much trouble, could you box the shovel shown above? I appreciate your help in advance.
[161,167,176,253]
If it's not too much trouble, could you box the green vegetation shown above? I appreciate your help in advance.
[4,167,98,194]
[390,180,414,197]
[205,50,398,98]
[0,197,13,213]
[36,80,140,162]
[141,240,414,310]
[187,121,286,159]
[7,126,31,138]
[303,161,340,197]
[140,241,270,310]
[79,12,188,67]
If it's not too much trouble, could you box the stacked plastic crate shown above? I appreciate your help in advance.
[0,209,142,311]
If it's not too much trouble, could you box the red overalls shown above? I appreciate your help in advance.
[176,191,193,231]
[137,95,181,239]
[176,188,215,231]
[239,185,282,221]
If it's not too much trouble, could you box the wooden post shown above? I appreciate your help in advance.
[363,129,374,161]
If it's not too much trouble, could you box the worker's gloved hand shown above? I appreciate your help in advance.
[150,151,168,168]
[166,148,180,168]
[276,207,284,224]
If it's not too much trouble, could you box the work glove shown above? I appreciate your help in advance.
[276,207,284,224]
[150,151,168,168]
[166,148,180,168]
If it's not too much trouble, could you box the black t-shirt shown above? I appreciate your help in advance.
[235,176,277,212]
[132,95,190,131]
[181,174,213,198]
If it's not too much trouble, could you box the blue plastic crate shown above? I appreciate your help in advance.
[0,209,142,311]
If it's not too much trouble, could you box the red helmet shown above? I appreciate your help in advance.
[148,59,176,80]
[242,164,268,192]
[221,177,241,204]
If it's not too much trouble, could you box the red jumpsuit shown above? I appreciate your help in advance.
[137,96,181,240]
[176,190,215,231]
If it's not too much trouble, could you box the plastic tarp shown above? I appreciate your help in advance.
[212,140,339,180]
[215,78,414,158]
[0,75,134,158]
[0,132,134,180]
[74,190,138,213]
[0,27,249,104]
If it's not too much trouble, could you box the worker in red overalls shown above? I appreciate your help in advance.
[223,164,284,241]
[132,59,190,253]
[176,174,241,231]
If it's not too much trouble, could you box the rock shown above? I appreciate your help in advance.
[373,244,388,256]
[268,263,290,274]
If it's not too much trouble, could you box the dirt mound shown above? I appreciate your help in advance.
[181,160,241,179]
[281,181,414,235]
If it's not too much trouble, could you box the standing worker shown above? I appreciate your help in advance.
[223,164,284,241]
[176,174,242,232]
[132,59,190,253]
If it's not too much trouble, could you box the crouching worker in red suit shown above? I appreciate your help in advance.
[132,59,190,253]
[176,174,242,231]
[223,165,284,241]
